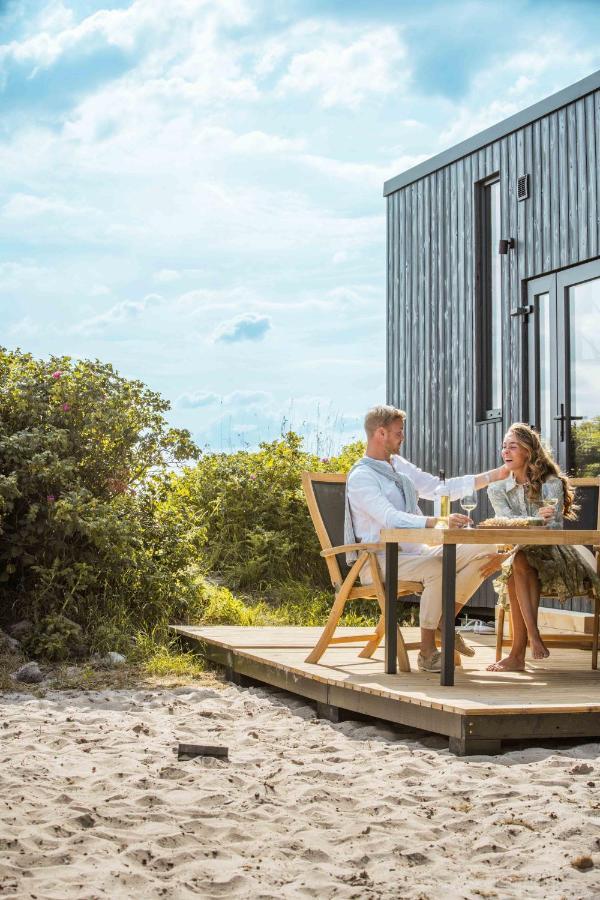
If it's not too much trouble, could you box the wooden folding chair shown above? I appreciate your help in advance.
[302,471,423,670]
[495,476,600,668]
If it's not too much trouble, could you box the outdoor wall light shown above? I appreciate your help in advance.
[498,238,515,254]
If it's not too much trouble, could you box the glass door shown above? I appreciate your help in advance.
[528,259,600,475]
[527,275,557,453]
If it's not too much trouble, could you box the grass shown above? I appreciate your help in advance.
[0,641,214,694]
[0,577,421,693]
[142,645,205,678]
[199,577,421,629]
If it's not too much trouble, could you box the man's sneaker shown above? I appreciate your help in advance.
[454,631,476,656]
[436,629,476,657]
[417,649,442,673]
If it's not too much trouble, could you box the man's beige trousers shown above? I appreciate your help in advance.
[363,544,492,630]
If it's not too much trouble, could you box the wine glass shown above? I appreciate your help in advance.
[460,490,477,528]
[541,482,561,521]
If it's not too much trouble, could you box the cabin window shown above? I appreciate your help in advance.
[477,175,502,420]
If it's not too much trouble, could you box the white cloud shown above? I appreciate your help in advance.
[1,0,251,73]
[0,193,107,247]
[225,390,271,406]
[0,259,51,288]
[35,2,75,35]
[179,390,220,408]
[212,313,272,343]
[2,193,94,220]
[298,150,428,187]
[178,388,271,409]
[154,269,182,283]
[7,315,48,338]
[438,37,600,148]
[332,250,348,265]
[276,25,408,109]
[231,130,305,155]
[72,293,163,336]
[438,98,523,148]
[90,284,111,296]
[154,267,207,283]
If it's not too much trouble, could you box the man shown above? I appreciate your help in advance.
[346,405,508,673]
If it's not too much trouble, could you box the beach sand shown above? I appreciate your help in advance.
[0,681,599,899]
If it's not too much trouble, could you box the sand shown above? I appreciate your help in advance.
[0,682,599,899]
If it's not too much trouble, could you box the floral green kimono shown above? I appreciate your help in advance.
[486,474,600,609]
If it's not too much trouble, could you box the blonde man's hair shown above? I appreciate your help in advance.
[364,405,406,437]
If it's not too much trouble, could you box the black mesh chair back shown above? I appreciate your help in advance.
[544,479,600,612]
[312,478,351,580]
[566,484,599,532]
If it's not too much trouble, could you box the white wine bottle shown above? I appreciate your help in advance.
[435,469,450,529]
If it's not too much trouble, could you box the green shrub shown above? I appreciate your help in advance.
[24,614,87,661]
[0,348,202,657]
[200,580,271,626]
[173,431,364,590]
[572,416,600,477]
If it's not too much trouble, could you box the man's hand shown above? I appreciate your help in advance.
[479,551,511,578]
[426,513,473,528]
[475,465,509,490]
[448,513,472,528]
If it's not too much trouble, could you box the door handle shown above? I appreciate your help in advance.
[554,403,584,441]
[553,404,565,441]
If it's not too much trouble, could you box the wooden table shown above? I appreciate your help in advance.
[380,527,600,686]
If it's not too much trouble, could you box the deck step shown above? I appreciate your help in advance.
[538,608,594,634]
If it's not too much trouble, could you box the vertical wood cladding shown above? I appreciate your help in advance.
[386,88,600,609]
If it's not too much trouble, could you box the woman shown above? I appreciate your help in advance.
[485,423,600,671]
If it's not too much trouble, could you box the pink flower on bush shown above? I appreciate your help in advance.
[62,403,70,412]
[107,477,128,495]
[249,474,257,481]
[321,457,329,463]
[52,371,62,379]
[47,495,56,502]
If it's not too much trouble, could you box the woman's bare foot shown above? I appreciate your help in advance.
[529,635,550,659]
[486,655,526,672]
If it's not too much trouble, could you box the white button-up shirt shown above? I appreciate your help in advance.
[347,455,475,556]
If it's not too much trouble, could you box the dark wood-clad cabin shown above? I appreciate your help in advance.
[384,69,600,613]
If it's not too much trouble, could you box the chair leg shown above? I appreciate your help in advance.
[305,552,368,665]
[496,606,505,662]
[305,589,349,664]
[358,554,387,658]
[592,597,599,671]
[358,613,384,659]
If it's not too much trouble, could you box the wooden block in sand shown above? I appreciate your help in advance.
[177,743,229,760]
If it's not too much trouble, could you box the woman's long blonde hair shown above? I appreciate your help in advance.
[505,423,577,519]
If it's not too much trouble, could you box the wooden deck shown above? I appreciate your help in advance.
[173,625,600,756]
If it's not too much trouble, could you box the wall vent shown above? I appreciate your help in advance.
[517,174,529,201]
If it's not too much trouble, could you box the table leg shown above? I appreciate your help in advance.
[441,543,456,686]
[385,541,398,675]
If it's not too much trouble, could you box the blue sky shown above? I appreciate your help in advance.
[2,0,599,454]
